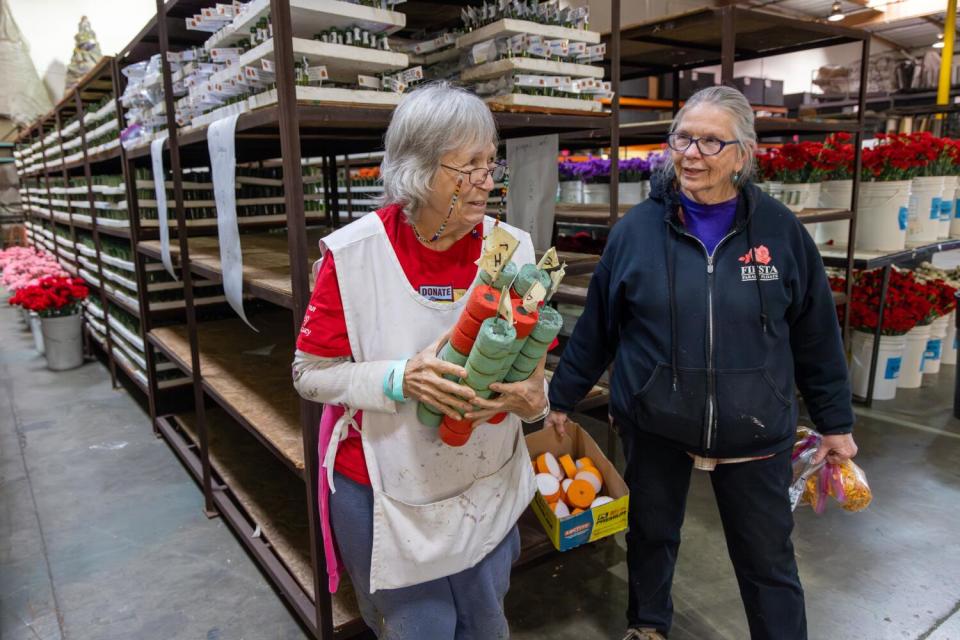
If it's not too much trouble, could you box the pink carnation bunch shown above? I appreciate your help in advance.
[0,247,68,292]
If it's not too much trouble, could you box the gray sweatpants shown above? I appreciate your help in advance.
[329,471,521,640]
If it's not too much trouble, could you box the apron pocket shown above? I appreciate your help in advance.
[633,363,707,450]
[714,368,792,454]
[368,424,535,592]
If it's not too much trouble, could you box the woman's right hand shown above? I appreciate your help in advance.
[403,335,477,419]
[544,410,570,440]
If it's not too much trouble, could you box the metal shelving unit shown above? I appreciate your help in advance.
[551,6,871,341]
[12,1,624,638]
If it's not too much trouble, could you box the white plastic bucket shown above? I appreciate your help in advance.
[856,180,911,252]
[618,182,645,206]
[951,184,960,238]
[764,181,784,201]
[939,176,958,239]
[922,313,951,375]
[898,323,932,388]
[582,183,610,204]
[906,176,945,244]
[850,331,906,401]
[558,181,583,204]
[943,311,958,365]
[29,312,44,354]
[816,180,853,245]
[781,182,822,212]
[782,182,822,239]
[40,313,84,371]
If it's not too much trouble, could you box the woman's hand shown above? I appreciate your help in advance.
[543,410,571,440]
[403,335,476,419]
[811,433,858,466]
[463,361,547,425]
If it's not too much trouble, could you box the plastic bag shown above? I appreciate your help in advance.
[789,426,872,513]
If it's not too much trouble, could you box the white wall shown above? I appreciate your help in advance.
[697,41,893,95]
[7,0,155,101]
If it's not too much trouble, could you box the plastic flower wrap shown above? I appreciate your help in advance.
[790,426,872,513]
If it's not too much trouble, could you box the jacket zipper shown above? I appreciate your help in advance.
[677,228,740,454]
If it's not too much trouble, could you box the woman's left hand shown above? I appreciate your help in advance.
[463,359,547,425]
[811,433,858,465]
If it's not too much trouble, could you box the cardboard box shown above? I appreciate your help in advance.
[526,422,629,551]
[658,71,716,100]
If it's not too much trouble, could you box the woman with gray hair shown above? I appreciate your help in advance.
[291,82,547,638]
[544,86,857,640]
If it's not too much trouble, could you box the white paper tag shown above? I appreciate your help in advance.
[208,113,257,331]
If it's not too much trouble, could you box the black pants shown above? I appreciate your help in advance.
[620,428,806,639]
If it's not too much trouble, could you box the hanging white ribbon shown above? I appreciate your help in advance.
[208,113,256,331]
[150,132,177,280]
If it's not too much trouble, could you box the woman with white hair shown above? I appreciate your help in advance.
[545,86,857,640]
[291,82,548,638]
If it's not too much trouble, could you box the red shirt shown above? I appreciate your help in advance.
[297,204,483,485]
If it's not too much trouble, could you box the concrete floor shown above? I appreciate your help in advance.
[3,298,960,640]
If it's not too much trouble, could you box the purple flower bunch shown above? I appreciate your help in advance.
[577,158,611,184]
[619,157,651,182]
[558,160,581,181]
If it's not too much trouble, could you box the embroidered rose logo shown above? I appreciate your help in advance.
[738,245,772,265]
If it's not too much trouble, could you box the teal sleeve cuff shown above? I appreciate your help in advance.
[382,359,408,402]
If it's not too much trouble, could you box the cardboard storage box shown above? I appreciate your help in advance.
[526,422,629,551]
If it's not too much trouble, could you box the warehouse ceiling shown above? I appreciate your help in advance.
[720,0,953,51]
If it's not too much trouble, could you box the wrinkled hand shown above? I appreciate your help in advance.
[543,410,571,440]
[811,433,858,466]
[464,361,547,425]
[403,335,476,419]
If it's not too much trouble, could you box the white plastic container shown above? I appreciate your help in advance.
[29,311,44,354]
[951,183,960,238]
[781,182,822,239]
[906,175,945,244]
[40,313,83,371]
[558,181,582,204]
[898,323,932,388]
[816,179,853,245]
[856,180,912,252]
[618,182,645,206]
[582,183,610,205]
[939,176,958,239]
[850,331,906,401]
[922,313,951,375]
[942,311,958,365]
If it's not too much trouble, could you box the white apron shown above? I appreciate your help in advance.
[322,213,537,593]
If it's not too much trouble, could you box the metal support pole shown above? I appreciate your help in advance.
[343,155,354,224]
[864,265,891,408]
[156,0,217,518]
[937,0,957,120]
[112,58,161,427]
[328,155,340,229]
[270,0,331,636]
[671,71,680,115]
[75,92,119,387]
[608,0,621,230]
[720,8,736,85]
[844,37,870,349]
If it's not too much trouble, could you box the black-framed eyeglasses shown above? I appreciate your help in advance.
[440,161,507,186]
[667,133,741,157]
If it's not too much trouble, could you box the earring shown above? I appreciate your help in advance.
[731,171,741,185]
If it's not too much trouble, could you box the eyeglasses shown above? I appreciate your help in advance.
[440,161,507,186]
[667,133,741,157]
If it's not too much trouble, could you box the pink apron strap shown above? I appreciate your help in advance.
[317,404,344,593]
